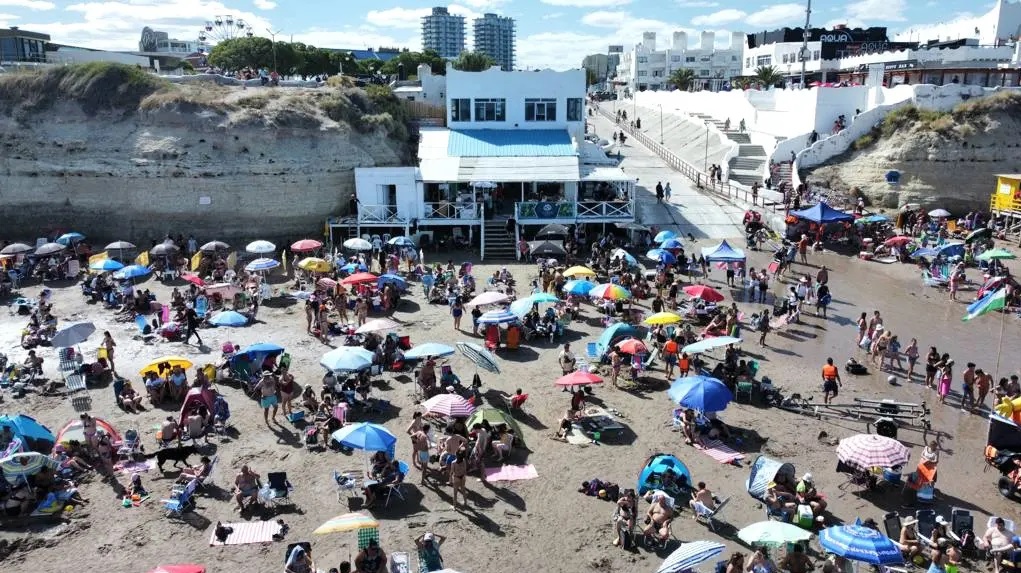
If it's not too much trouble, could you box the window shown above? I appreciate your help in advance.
[731,55,738,61]
[671,55,680,62]
[699,69,710,77]
[813,50,820,60]
[745,57,751,67]
[637,56,647,63]
[525,98,557,122]
[567,98,582,121]
[756,55,772,66]
[700,56,711,62]
[638,70,647,76]
[685,56,696,62]
[782,54,789,64]
[652,70,663,77]
[474,98,506,122]
[451,98,471,122]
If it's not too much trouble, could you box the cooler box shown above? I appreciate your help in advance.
[796,504,814,528]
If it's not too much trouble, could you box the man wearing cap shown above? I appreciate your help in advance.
[354,538,387,573]
[898,516,922,562]
[929,515,950,548]
[415,532,446,572]
[795,473,827,516]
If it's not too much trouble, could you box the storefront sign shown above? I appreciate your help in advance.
[818,32,853,42]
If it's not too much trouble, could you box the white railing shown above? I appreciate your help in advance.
[577,200,635,219]
[358,204,407,224]
[422,201,480,220]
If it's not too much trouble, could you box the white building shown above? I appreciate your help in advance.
[616,31,744,92]
[138,27,207,55]
[421,7,465,59]
[391,64,447,108]
[896,0,1021,46]
[329,64,636,259]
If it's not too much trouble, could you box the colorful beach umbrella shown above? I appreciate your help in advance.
[682,336,742,354]
[318,277,339,290]
[245,258,280,272]
[291,239,323,252]
[554,370,603,387]
[343,238,373,251]
[139,356,193,376]
[340,262,369,273]
[977,248,1016,262]
[654,230,678,243]
[320,347,374,372]
[181,272,205,287]
[378,274,408,290]
[208,311,249,327]
[644,311,683,326]
[421,394,476,418]
[313,512,380,535]
[297,257,332,273]
[148,565,206,573]
[456,341,500,373]
[330,422,397,452]
[0,452,59,483]
[683,284,724,302]
[819,522,904,565]
[667,375,733,412]
[563,265,596,277]
[341,272,378,285]
[655,540,725,573]
[563,280,596,296]
[56,232,85,245]
[590,283,632,301]
[388,236,416,247]
[836,434,911,469]
[478,309,519,325]
[245,240,276,254]
[403,343,456,360]
[883,236,913,247]
[738,521,813,546]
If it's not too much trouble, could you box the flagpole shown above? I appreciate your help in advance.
[995,294,1008,379]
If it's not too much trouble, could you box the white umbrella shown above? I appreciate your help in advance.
[355,317,401,333]
[245,240,276,254]
[682,336,742,354]
[655,540,726,573]
[344,238,373,251]
[928,208,951,218]
[465,291,510,307]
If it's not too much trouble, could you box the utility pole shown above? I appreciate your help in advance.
[659,104,664,144]
[266,28,281,72]
[799,0,812,88]
[703,121,710,172]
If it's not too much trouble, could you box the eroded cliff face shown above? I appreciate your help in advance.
[0,78,410,243]
[807,105,1021,211]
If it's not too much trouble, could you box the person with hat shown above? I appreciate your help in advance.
[898,516,922,562]
[415,532,446,572]
[354,538,387,573]
[795,473,827,516]
[929,515,950,547]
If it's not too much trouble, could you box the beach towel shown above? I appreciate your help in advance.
[483,464,539,482]
[114,459,156,475]
[209,520,282,546]
[695,439,744,464]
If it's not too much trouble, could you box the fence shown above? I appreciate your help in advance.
[400,100,445,122]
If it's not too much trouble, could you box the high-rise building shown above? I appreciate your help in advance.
[421,7,465,59]
[473,13,515,71]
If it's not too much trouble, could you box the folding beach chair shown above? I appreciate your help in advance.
[261,472,295,511]
[384,462,409,507]
[162,478,198,517]
[694,496,730,533]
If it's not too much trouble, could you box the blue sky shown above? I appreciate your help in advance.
[0,0,989,69]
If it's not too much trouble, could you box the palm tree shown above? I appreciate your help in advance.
[452,51,495,72]
[754,65,784,88]
[669,68,696,91]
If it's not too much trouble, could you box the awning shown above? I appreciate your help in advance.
[457,156,579,182]
[580,165,636,183]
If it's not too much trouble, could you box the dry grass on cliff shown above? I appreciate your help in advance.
[0,62,167,115]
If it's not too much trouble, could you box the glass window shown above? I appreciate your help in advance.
[813,50,820,60]
[685,56,696,62]
[699,69,710,77]
[638,70,647,76]
[671,55,680,62]
[474,98,506,122]
[566,98,582,121]
[525,98,557,122]
[451,98,471,122]
[731,55,738,61]
[756,55,772,66]
[637,56,647,63]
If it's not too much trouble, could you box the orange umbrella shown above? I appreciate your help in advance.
[615,338,648,355]
[683,285,725,302]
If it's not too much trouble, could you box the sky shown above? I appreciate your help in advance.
[0,0,991,69]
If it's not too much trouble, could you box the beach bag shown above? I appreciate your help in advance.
[818,293,832,306]
[859,335,871,349]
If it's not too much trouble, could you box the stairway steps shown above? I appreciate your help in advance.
[739,145,766,157]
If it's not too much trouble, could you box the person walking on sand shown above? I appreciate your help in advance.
[450,298,464,331]
[411,425,431,484]
[183,303,203,346]
[822,357,841,405]
[904,338,919,380]
[448,450,469,507]
[757,311,771,347]
[255,372,280,424]
[610,348,622,389]
[101,331,117,373]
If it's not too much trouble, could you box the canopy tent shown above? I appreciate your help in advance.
[700,240,746,262]
[596,323,638,356]
[746,455,795,501]
[0,414,55,454]
[466,407,525,447]
[789,202,854,223]
[637,453,692,495]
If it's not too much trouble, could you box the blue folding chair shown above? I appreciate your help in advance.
[384,461,409,506]
[162,478,198,517]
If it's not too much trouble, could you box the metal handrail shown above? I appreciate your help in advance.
[423,201,481,220]
[358,204,407,224]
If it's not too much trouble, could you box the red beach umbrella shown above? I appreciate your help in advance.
[615,338,648,355]
[181,272,205,287]
[682,285,725,302]
[554,370,604,386]
[291,239,323,252]
[340,272,378,285]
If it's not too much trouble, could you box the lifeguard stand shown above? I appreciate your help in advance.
[990,174,1021,241]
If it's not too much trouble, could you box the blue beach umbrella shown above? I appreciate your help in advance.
[388,236,416,247]
[241,342,285,355]
[340,262,369,273]
[563,280,596,296]
[113,265,151,280]
[320,347,374,372]
[89,259,124,272]
[456,341,500,373]
[56,232,85,245]
[654,230,677,243]
[378,274,408,290]
[331,422,397,452]
[660,238,684,250]
[529,292,560,304]
[404,343,456,360]
[477,309,519,325]
[646,248,677,264]
[667,375,734,412]
[245,258,280,272]
[209,311,249,327]
[819,522,904,565]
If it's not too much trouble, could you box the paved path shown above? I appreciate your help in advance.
[589,113,745,241]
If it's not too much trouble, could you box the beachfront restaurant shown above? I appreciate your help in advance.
[327,127,636,259]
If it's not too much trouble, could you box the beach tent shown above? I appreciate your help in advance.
[637,453,692,495]
[0,414,55,454]
[56,417,121,446]
[179,387,217,428]
[596,323,638,356]
[700,240,746,262]
[789,202,854,224]
[746,455,795,501]
[466,407,525,448]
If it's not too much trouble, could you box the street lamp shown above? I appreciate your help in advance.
[266,28,281,72]
[703,120,710,172]
[659,104,664,144]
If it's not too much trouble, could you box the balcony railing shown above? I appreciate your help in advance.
[577,200,634,219]
[515,200,635,220]
[423,201,481,221]
[358,204,407,224]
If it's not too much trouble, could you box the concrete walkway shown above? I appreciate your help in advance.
[589,113,745,241]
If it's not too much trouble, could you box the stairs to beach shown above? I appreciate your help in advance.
[691,113,766,187]
[483,217,517,260]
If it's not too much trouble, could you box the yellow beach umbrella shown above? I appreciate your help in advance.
[563,265,596,277]
[297,257,333,273]
[644,311,683,326]
[313,512,380,535]
[139,356,194,376]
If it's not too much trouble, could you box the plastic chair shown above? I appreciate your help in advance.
[916,509,936,539]
[735,379,754,403]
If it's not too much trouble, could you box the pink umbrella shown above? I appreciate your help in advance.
[883,236,913,247]
[554,370,604,387]
[148,566,206,573]
[291,239,323,252]
[421,394,475,417]
[615,338,648,355]
[317,277,340,289]
[181,272,205,287]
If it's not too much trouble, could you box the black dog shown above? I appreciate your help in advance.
[147,444,199,471]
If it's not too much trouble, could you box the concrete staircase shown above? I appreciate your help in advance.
[482,216,517,260]
[691,113,766,187]
[772,161,794,188]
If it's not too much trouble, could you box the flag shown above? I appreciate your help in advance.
[226,251,237,270]
[135,251,149,267]
[190,251,202,271]
[963,288,1007,321]
[88,251,108,266]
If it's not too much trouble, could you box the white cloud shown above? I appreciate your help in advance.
[460,0,507,7]
[542,12,564,20]
[676,1,719,6]
[581,10,629,28]
[540,0,632,7]
[847,0,907,22]
[253,0,276,10]
[365,4,480,30]
[0,0,54,9]
[744,3,805,28]
[692,8,746,26]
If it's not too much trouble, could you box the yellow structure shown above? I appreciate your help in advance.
[990,174,1021,238]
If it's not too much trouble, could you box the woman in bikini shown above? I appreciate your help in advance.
[448,450,468,507]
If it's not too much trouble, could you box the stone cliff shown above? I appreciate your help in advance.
[0,63,413,242]
[806,91,1021,211]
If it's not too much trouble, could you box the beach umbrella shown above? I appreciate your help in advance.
[610,248,638,267]
[181,272,205,287]
[654,230,677,243]
[404,343,456,360]
[563,265,596,277]
[0,243,33,255]
[341,272,378,285]
[355,317,401,333]
[466,291,510,307]
[854,215,888,224]
[529,292,560,304]
[655,540,726,573]
[318,277,339,290]
[208,311,248,328]
[910,247,939,259]
[421,394,476,418]
[291,239,323,252]
[105,241,136,250]
[89,258,124,272]
[590,283,632,301]
[340,262,369,273]
[456,341,500,373]
[738,521,813,546]
[0,452,59,484]
[245,258,280,272]
[554,370,603,387]
[644,311,683,326]
[966,228,993,243]
[927,208,951,218]
[668,375,733,412]
[344,238,373,251]
[56,232,85,246]
[563,280,596,296]
[139,356,193,376]
[114,265,151,280]
[331,422,397,452]
[388,236,416,247]
[836,434,911,469]
[34,242,66,256]
[245,240,276,254]
[535,223,569,239]
[478,309,519,325]
[683,284,724,302]
[51,322,96,348]
[297,257,332,273]
[819,522,904,565]
[148,566,206,573]
[977,248,1016,262]
[56,417,120,445]
[150,243,179,256]
[313,512,380,535]
[646,248,677,264]
[239,342,285,355]
[883,236,913,247]
[204,283,241,299]
[682,336,742,354]
[660,238,684,249]
[200,240,230,252]
[529,241,567,257]
[509,292,560,317]
[378,274,408,289]
[615,338,648,355]
[320,347,374,372]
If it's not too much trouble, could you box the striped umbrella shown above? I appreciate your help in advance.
[563,280,596,296]
[313,512,380,535]
[0,451,60,483]
[456,341,500,373]
[590,283,632,301]
[421,394,476,417]
[477,309,519,325]
[245,258,280,272]
[836,434,911,470]
[655,540,725,573]
[819,523,904,565]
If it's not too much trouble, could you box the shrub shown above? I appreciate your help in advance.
[852,134,875,151]
[0,62,168,115]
